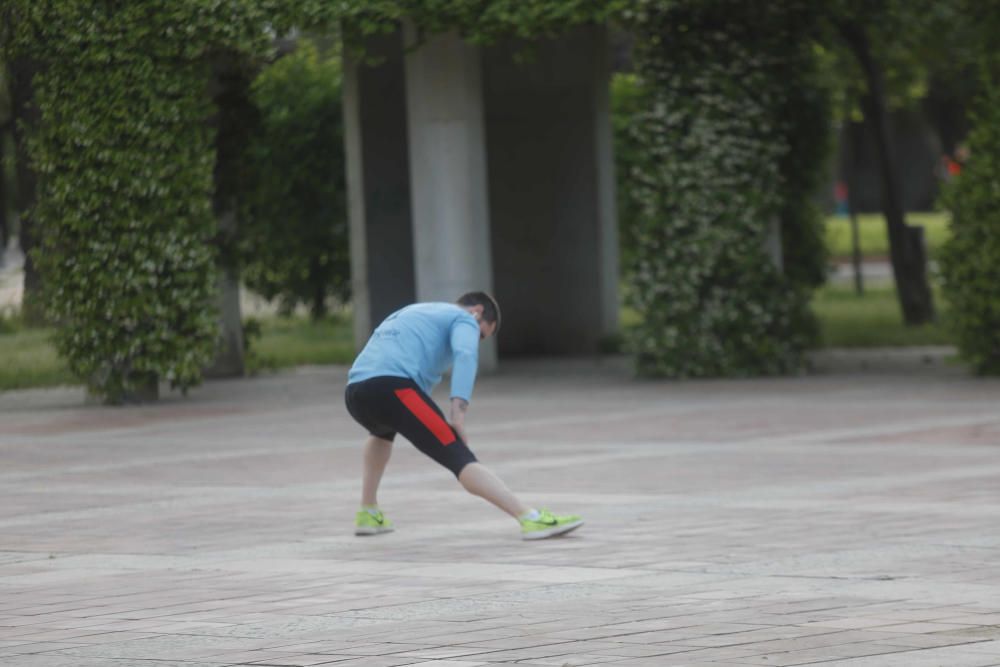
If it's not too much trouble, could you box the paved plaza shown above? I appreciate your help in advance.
[2,357,1000,666]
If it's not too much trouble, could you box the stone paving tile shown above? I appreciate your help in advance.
[0,659,232,667]
[389,647,503,660]
[595,656,726,667]
[239,655,359,666]
[209,650,310,664]
[517,657,624,666]
[812,646,1000,666]
[831,640,958,659]
[0,641,90,656]
[868,633,995,650]
[875,621,983,633]
[4,363,1000,666]
[44,636,257,660]
[292,658,419,667]
[960,640,1000,655]
[452,645,584,662]
[727,646,865,665]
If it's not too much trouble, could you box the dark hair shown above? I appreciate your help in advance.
[456,291,501,333]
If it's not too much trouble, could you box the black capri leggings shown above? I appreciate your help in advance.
[345,376,478,477]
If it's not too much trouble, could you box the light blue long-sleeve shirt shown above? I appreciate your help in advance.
[347,302,480,402]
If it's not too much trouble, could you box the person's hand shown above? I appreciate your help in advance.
[452,421,469,444]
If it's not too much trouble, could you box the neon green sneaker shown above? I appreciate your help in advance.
[355,508,394,536]
[519,509,583,540]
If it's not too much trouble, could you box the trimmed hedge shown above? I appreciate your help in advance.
[622,0,828,377]
[939,59,1000,374]
[8,1,280,401]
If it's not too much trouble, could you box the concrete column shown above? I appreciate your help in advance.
[483,25,619,355]
[403,25,497,370]
[343,29,416,349]
[591,30,621,340]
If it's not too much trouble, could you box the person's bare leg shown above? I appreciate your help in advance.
[361,436,393,507]
[458,462,530,518]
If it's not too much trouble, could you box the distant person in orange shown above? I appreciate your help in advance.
[941,143,969,182]
[834,181,850,217]
[944,155,961,178]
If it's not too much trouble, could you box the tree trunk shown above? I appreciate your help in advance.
[204,211,245,379]
[844,118,865,295]
[204,53,256,378]
[838,20,935,325]
[0,128,8,255]
[0,13,9,256]
[310,255,327,320]
[9,55,44,324]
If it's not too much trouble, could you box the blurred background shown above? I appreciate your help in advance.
[0,0,997,402]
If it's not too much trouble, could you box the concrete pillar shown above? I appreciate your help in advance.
[483,25,619,355]
[343,28,416,349]
[592,33,621,340]
[403,24,497,370]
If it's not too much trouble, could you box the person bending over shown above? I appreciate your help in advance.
[345,291,582,540]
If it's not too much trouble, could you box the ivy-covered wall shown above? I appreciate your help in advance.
[939,56,1000,374]
[8,1,279,401]
[622,0,828,378]
[338,1,621,45]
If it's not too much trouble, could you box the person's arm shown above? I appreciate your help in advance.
[450,397,470,444]
[449,317,479,441]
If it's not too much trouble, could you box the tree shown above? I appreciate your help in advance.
[0,7,41,321]
[240,40,349,319]
[205,51,259,378]
[0,62,9,253]
[833,15,935,325]
[822,0,981,325]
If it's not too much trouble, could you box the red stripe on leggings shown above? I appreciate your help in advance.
[394,388,456,445]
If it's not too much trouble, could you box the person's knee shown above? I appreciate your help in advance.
[456,460,478,481]
[453,452,480,480]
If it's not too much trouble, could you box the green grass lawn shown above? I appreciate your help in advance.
[0,314,356,392]
[812,283,953,348]
[0,327,77,390]
[245,314,355,372]
[0,287,954,392]
[825,211,950,260]
[621,284,953,349]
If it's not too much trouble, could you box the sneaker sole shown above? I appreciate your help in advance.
[522,520,584,540]
[355,526,394,536]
